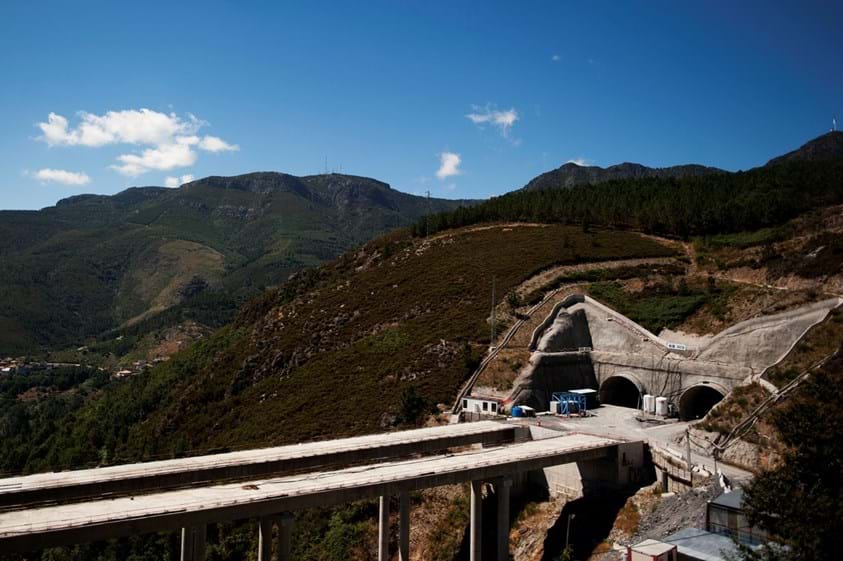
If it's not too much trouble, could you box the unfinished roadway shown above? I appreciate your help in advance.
[0,421,635,561]
[0,420,520,509]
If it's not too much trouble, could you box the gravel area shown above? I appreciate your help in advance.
[631,481,722,543]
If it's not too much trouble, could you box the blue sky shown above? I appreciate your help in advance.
[1,1,841,210]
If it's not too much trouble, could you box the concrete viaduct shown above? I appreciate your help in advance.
[0,421,631,561]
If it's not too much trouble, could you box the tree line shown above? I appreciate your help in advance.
[412,160,843,239]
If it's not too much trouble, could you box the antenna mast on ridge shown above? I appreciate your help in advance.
[833,115,838,132]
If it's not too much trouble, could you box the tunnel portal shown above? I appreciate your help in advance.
[679,384,725,421]
[598,376,641,408]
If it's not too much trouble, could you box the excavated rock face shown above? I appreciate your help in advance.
[537,309,593,352]
[508,353,598,410]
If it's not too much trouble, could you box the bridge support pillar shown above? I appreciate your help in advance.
[399,491,410,561]
[258,516,272,561]
[275,513,294,561]
[180,525,206,561]
[470,479,483,561]
[378,495,390,561]
[496,477,511,561]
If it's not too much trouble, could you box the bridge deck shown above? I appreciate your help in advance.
[0,434,621,552]
[0,421,518,508]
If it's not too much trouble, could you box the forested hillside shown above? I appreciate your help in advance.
[415,156,843,239]
[521,161,722,191]
[0,173,471,355]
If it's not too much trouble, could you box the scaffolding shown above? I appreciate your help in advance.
[551,392,588,416]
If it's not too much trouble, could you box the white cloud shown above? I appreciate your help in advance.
[35,109,237,176]
[198,135,239,152]
[33,168,91,185]
[436,152,462,180]
[37,109,202,147]
[565,158,594,167]
[112,143,197,176]
[552,54,561,62]
[465,105,518,137]
[164,174,195,188]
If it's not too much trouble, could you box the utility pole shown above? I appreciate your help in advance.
[686,427,693,486]
[565,513,575,551]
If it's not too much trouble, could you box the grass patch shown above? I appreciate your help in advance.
[522,261,683,305]
[586,281,708,334]
[696,225,791,249]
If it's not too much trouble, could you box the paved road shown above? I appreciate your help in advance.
[516,405,753,483]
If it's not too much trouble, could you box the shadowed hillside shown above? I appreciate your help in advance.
[521,161,723,191]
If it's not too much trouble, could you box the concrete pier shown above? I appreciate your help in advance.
[496,478,511,561]
[470,480,483,561]
[276,513,293,561]
[258,517,272,561]
[180,525,206,561]
[399,491,410,561]
[378,496,389,561]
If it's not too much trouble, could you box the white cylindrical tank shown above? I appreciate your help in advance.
[549,401,559,414]
[643,394,655,413]
[655,396,668,416]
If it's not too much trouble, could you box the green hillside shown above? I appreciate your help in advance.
[4,224,675,473]
[0,173,472,355]
[414,157,843,239]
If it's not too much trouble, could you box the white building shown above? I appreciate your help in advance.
[462,395,503,416]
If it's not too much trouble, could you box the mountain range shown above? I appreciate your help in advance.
[2,131,842,356]
[0,173,471,354]
[521,161,724,191]
[521,131,843,191]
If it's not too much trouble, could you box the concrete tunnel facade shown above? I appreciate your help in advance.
[597,374,645,409]
[505,294,841,418]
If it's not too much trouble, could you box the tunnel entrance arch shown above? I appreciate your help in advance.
[598,375,643,408]
[679,383,726,421]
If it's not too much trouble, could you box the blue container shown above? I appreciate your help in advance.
[511,406,524,418]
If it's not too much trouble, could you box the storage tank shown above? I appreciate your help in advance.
[643,394,655,414]
[549,401,559,414]
[655,396,668,416]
